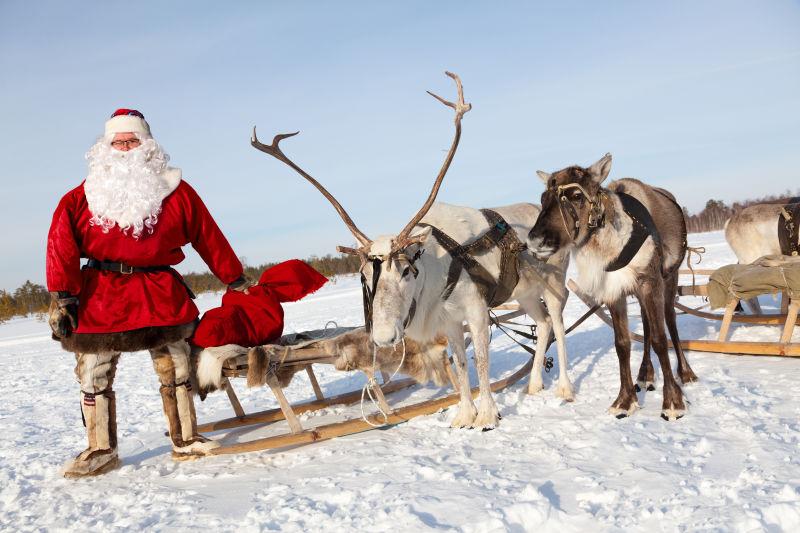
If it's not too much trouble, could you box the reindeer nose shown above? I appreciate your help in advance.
[371,324,401,348]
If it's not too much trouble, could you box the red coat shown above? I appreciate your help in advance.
[46,180,243,333]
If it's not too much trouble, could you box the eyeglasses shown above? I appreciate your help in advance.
[110,139,141,149]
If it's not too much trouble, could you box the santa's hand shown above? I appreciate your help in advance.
[227,275,256,294]
[48,292,78,338]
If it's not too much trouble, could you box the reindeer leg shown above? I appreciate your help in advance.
[445,321,477,428]
[468,311,500,430]
[517,294,550,395]
[607,297,639,418]
[543,289,573,401]
[640,281,685,421]
[664,272,698,384]
[635,307,655,392]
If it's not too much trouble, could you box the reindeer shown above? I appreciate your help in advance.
[527,154,698,420]
[725,202,800,313]
[251,72,571,430]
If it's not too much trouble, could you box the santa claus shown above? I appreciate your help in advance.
[47,109,251,478]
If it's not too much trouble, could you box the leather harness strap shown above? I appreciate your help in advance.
[604,192,662,272]
[778,203,800,256]
[420,209,527,307]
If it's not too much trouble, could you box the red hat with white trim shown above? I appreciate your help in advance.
[104,108,151,138]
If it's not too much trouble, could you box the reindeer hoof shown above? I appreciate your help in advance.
[481,426,494,432]
[608,401,639,419]
[661,408,685,421]
[635,384,641,393]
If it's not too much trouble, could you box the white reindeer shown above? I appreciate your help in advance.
[725,202,799,312]
[250,72,571,430]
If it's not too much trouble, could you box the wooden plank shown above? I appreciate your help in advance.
[222,377,246,418]
[197,378,417,433]
[305,366,325,401]
[678,269,716,276]
[673,301,800,325]
[718,299,739,342]
[212,357,534,455]
[680,340,800,357]
[567,279,800,358]
[677,284,708,297]
[779,300,799,343]
[266,374,304,434]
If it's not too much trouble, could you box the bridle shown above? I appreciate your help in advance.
[359,247,425,333]
[550,182,606,244]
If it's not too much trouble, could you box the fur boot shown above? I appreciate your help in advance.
[63,353,121,478]
[151,341,220,459]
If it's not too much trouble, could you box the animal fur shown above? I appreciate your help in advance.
[528,155,697,420]
[366,202,571,430]
[725,203,785,264]
[57,321,197,354]
[191,328,450,399]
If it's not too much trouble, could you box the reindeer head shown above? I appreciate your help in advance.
[252,72,471,347]
[527,153,613,259]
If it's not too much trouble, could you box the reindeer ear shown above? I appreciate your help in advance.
[410,225,433,245]
[536,170,551,183]
[588,153,612,184]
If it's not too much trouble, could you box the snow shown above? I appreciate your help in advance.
[2,230,799,531]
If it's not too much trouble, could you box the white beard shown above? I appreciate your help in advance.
[84,136,176,239]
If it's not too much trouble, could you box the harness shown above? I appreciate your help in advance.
[551,183,684,274]
[359,248,424,333]
[778,203,800,256]
[359,210,526,331]
[604,192,662,272]
[419,209,527,308]
[83,259,196,299]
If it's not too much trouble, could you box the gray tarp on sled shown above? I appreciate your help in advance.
[707,255,800,309]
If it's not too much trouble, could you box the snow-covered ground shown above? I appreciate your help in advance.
[2,231,799,532]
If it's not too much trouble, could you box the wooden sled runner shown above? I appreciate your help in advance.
[197,306,548,455]
[568,278,800,357]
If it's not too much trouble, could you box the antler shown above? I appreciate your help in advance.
[251,128,372,248]
[393,71,472,252]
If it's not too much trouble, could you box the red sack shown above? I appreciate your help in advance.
[191,260,328,348]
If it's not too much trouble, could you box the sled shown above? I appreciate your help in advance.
[676,268,799,326]
[197,304,586,456]
[567,278,800,357]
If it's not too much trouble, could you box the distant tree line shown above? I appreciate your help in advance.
[0,254,362,324]
[683,190,800,233]
[182,253,363,295]
[4,191,800,323]
[0,281,51,323]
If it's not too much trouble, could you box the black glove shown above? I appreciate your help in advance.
[48,292,78,338]
[227,275,256,294]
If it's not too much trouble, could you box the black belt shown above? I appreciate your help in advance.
[83,259,196,299]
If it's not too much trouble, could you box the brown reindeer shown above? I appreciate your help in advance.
[527,154,698,420]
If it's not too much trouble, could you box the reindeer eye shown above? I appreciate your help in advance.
[572,190,583,199]
[401,266,411,278]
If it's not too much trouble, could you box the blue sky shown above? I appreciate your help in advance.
[1,1,798,290]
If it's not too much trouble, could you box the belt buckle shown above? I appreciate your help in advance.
[119,264,134,274]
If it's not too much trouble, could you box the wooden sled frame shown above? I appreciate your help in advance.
[568,278,800,357]
[200,306,556,455]
[676,268,799,326]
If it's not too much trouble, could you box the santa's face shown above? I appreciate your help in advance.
[84,133,172,239]
[110,132,141,152]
